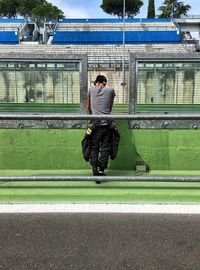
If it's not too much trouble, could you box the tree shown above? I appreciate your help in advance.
[0,0,64,21]
[0,0,19,18]
[158,0,191,18]
[100,0,143,18]
[50,5,64,20]
[147,0,155,18]
[32,2,64,22]
[18,0,46,18]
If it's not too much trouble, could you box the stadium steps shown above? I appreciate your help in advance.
[56,21,177,32]
[0,44,189,64]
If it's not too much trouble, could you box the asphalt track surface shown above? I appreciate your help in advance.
[0,213,200,270]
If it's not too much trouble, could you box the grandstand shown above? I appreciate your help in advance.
[55,19,176,31]
[0,18,197,104]
[0,19,25,44]
[53,18,181,44]
[0,43,188,62]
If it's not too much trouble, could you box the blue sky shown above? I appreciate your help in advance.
[48,0,199,18]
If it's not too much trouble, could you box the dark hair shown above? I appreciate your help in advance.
[94,75,107,84]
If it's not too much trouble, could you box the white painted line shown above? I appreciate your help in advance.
[0,204,200,214]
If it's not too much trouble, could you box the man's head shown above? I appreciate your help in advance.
[94,75,107,86]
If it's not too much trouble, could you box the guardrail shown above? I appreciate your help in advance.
[2,112,200,120]
[1,113,200,129]
[0,175,200,182]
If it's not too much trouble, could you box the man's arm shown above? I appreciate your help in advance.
[86,95,92,114]
[110,89,116,112]
[110,97,114,112]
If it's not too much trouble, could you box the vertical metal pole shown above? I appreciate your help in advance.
[122,0,126,102]
[62,71,64,103]
[14,69,18,103]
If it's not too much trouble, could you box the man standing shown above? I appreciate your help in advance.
[86,75,116,180]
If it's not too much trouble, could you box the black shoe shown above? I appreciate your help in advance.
[99,167,106,176]
[99,166,106,174]
[94,173,101,184]
[92,167,99,176]
[96,170,106,183]
[93,167,101,184]
[95,170,106,184]
[95,180,101,184]
[99,171,106,176]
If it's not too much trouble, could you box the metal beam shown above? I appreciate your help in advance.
[0,175,200,182]
[1,113,200,128]
[1,113,200,120]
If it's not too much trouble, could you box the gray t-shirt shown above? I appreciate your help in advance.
[87,86,116,115]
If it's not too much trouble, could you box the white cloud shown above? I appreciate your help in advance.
[47,0,200,19]
[60,6,89,18]
[47,0,89,18]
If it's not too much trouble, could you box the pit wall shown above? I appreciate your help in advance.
[0,121,200,171]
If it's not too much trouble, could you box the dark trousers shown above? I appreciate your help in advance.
[89,125,112,170]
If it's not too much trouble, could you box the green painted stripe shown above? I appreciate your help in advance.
[0,170,200,204]
[1,103,200,113]
[0,103,128,113]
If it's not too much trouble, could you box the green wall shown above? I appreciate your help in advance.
[0,121,200,171]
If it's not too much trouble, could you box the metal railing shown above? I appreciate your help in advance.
[2,112,200,120]
[0,175,200,182]
[2,113,200,129]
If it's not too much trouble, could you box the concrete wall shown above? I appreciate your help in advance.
[1,121,200,171]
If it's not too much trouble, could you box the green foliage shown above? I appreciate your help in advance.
[32,2,64,21]
[0,0,19,18]
[18,0,46,17]
[0,0,64,20]
[100,0,143,18]
[147,0,155,18]
[158,0,191,18]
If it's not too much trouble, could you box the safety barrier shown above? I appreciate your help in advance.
[0,176,200,182]
[1,112,200,182]
[1,112,200,120]
[1,112,200,129]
